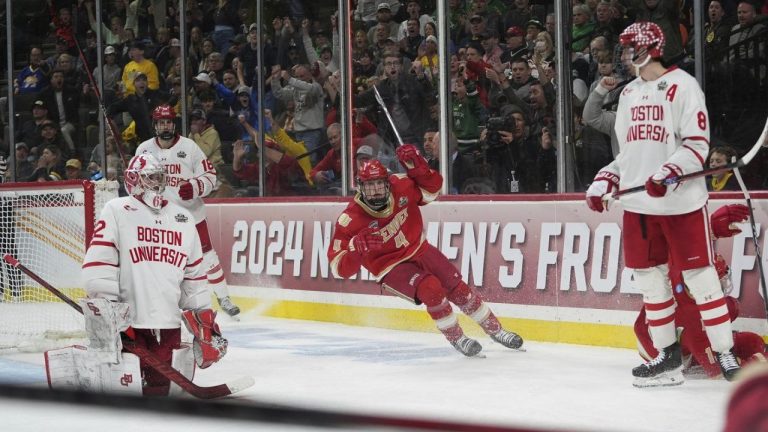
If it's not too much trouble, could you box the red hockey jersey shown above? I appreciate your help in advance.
[328,171,441,279]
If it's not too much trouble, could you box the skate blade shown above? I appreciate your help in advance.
[633,370,685,388]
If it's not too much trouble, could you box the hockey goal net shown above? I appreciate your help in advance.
[0,180,120,351]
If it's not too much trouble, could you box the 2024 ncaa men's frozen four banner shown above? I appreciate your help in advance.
[205,196,768,333]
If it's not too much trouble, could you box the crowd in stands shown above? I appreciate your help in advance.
[1,0,767,194]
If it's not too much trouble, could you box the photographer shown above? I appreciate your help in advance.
[475,104,554,194]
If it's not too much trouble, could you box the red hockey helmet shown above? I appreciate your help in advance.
[356,159,390,209]
[619,21,665,60]
[152,104,176,120]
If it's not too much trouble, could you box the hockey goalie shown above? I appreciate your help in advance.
[45,154,228,396]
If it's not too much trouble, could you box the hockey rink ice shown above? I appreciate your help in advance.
[0,315,734,432]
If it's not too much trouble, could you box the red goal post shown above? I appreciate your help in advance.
[0,180,119,351]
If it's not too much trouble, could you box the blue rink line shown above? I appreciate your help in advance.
[226,327,452,363]
[0,358,46,385]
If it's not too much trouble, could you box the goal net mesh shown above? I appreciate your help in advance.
[0,180,120,352]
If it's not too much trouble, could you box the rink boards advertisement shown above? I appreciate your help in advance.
[206,194,768,347]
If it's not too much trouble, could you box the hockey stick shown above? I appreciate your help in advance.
[372,85,404,147]
[2,254,254,399]
[731,165,768,322]
[613,116,768,198]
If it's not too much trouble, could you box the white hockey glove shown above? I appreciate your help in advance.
[182,309,228,369]
[585,171,619,213]
[80,298,131,364]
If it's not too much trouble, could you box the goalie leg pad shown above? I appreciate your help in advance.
[182,309,227,369]
[45,346,142,395]
[168,343,196,397]
[79,298,131,364]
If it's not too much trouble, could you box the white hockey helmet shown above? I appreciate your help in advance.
[124,153,167,211]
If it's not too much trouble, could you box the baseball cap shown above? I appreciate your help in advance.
[39,120,58,131]
[506,26,524,37]
[65,159,82,169]
[104,45,116,55]
[133,72,148,82]
[169,38,181,47]
[469,14,483,23]
[527,20,545,31]
[377,3,391,11]
[193,72,212,84]
[15,142,29,150]
[248,23,258,32]
[356,145,374,158]
[426,35,438,44]
[190,108,206,121]
[235,86,250,96]
[33,99,48,110]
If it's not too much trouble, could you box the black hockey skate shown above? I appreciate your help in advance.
[451,335,483,357]
[491,329,524,350]
[715,350,740,381]
[632,342,684,388]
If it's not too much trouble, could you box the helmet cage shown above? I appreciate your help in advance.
[124,154,167,198]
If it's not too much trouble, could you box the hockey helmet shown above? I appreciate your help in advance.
[124,153,167,211]
[619,22,665,61]
[152,104,177,140]
[356,159,390,209]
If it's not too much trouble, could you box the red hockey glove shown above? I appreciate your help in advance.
[349,227,383,255]
[182,309,227,369]
[645,164,682,198]
[711,204,749,238]
[585,171,619,213]
[179,181,195,200]
[396,144,430,178]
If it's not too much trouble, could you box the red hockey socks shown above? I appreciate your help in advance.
[417,275,463,342]
[447,281,502,335]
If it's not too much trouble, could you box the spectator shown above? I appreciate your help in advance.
[628,0,686,65]
[309,123,343,191]
[64,159,84,180]
[572,4,596,53]
[121,40,160,95]
[686,0,732,64]
[210,0,241,54]
[417,35,440,81]
[205,52,227,82]
[27,144,65,182]
[467,0,502,36]
[188,108,231,197]
[593,0,623,47]
[355,145,375,172]
[84,1,124,46]
[353,29,372,61]
[729,1,766,63]
[232,131,309,197]
[88,135,125,181]
[271,64,326,164]
[39,70,79,156]
[399,18,425,61]
[451,78,487,155]
[367,3,400,45]
[197,38,216,73]
[525,19,545,50]
[481,30,504,64]
[502,26,528,63]
[459,14,488,47]
[503,0,546,31]
[14,47,50,96]
[397,1,435,40]
[707,146,741,191]
[107,72,167,143]
[13,143,36,180]
[508,57,536,100]
[239,23,277,86]
[15,99,52,148]
[94,46,123,106]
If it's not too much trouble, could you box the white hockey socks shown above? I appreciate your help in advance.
[683,266,735,353]
[634,265,677,350]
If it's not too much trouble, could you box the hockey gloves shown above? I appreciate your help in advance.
[645,164,682,198]
[179,179,203,200]
[396,144,430,178]
[585,171,619,213]
[182,309,228,369]
[349,227,383,255]
[81,298,132,364]
[711,204,750,238]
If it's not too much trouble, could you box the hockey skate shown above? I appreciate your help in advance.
[632,342,684,388]
[715,350,740,381]
[490,329,524,350]
[217,296,241,317]
[451,335,483,357]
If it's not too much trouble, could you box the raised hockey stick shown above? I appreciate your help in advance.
[613,116,768,198]
[372,85,404,147]
[731,166,768,322]
[2,254,254,399]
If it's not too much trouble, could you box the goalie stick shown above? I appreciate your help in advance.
[731,165,768,323]
[2,254,254,399]
[613,116,768,198]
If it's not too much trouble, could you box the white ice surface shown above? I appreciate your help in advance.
[0,316,732,432]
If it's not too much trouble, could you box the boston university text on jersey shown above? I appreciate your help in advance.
[626,105,670,144]
[130,226,188,267]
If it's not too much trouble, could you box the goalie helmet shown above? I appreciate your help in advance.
[619,21,665,71]
[356,159,390,209]
[124,153,167,212]
[152,104,177,140]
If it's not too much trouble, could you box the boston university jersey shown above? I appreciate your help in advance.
[606,67,710,215]
[329,172,441,279]
[82,196,209,328]
[135,136,217,222]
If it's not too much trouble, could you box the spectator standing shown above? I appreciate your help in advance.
[39,70,80,156]
[121,41,160,95]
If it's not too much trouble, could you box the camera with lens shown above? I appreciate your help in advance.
[484,117,515,149]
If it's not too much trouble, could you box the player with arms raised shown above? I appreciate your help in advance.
[586,22,740,386]
[135,105,240,317]
[73,154,227,396]
[328,145,523,356]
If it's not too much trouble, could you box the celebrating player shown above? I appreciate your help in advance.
[134,105,240,317]
[327,145,523,356]
[585,22,740,386]
[76,154,227,396]
[634,204,766,378]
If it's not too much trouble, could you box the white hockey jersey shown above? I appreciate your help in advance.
[134,135,217,222]
[603,67,710,215]
[82,196,210,329]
